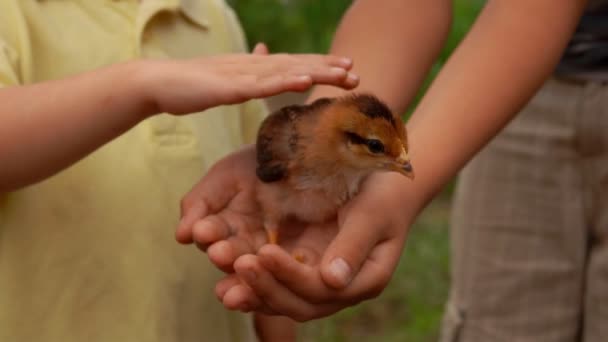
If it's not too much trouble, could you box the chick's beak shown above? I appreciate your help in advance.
[393,149,415,180]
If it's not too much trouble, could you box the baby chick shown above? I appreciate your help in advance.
[255,94,414,246]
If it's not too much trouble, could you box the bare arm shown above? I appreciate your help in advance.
[309,0,453,113]
[0,63,146,192]
[403,0,587,217]
[313,1,585,207]
[0,54,356,192]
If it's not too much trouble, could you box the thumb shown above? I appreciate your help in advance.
[176,199,208,244]
[320,209,385,289]
[252,42,269,55]
[175,169,238,244]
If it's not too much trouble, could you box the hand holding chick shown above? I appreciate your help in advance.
[176,94,416,321]
[177,145,415,319]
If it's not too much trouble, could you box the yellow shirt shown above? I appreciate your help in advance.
[0,1,265,341]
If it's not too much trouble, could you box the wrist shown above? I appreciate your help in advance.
[118,60,161,120]
[377,173,424,225]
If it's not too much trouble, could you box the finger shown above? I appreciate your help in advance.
[215,275,272,313]
[340,237,403,301]
[287,54,353,70]
[259,242,399,307]
[222,284,262,312]
[230,73,313,103]
[176,151,252,244]
[234,254,339,322]
[320,208,389,289]
[249,68,355,98]
[251,74,314,98]
[223,285,280,315]
[186,164,239,214]
[207,236,257,273]
[207,241,237,273]
[191,215,232,251]
[257,245,333,302]
[223,284,278,315]
[252,42,269,55]
[324,55,353,70]
[244,54,354,84]
[343,72,360,89]
[215,274,242,302]
[223,284,254,311]
[176,199,207,244]
[286,66,358,90]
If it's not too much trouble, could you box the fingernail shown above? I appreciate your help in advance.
[329,258,352,286]
[347,73,359,82]
[297,75,312,82]
[341,57,352,67]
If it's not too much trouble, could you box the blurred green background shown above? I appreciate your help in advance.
[227,1,485,340]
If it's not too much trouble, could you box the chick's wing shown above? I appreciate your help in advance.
[256,105,304,182]
[256,98,333,183]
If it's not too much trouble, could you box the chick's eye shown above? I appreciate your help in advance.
[366,139,385,154]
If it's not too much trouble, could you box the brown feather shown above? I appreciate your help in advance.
[256,98,334,182]
[254,93,411,244]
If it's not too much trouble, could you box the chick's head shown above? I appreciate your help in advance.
[312,94,414,179]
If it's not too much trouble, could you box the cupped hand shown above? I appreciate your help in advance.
[176,145,266,272]
[176,145,337,272]
[178,145,413,321]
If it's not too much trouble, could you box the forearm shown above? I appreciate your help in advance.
[254,314,296,342]
[308,0,452,113]
[0,62,149,192]
[0,51,357,193]
[403,0,587,216]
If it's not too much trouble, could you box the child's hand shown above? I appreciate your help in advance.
[177,146,412,321]
[139,52,358,116]
[0,45,357,192]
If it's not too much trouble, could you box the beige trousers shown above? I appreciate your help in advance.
[440,78,608,342]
